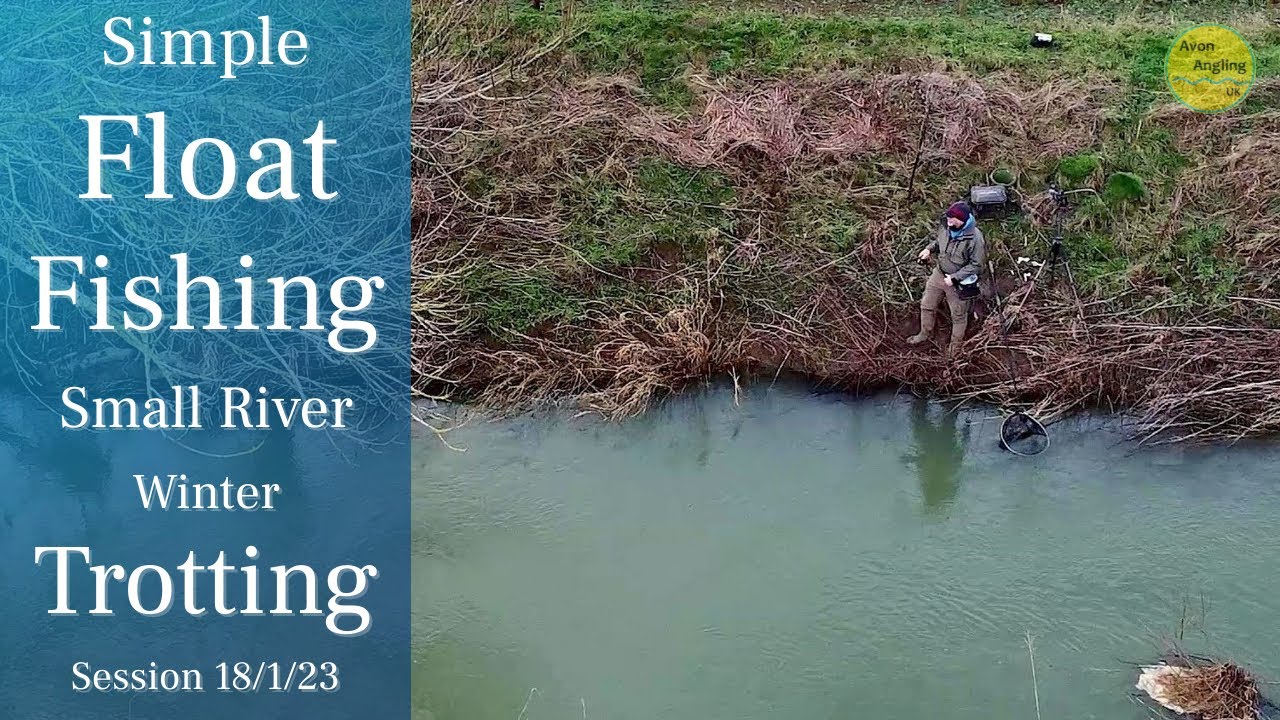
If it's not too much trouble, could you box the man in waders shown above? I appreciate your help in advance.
[908,201,986,356]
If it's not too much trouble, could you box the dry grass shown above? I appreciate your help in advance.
[1140,659,1263,720]
[412,0,1280,443]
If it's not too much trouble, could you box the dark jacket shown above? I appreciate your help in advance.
[927,223,986,280]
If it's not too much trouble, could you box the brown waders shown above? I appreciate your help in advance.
[908,269,970,355]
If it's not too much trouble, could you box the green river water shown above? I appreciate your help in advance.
[413,383,1280,720]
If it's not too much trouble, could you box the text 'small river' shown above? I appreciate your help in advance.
[413,383,1280,720]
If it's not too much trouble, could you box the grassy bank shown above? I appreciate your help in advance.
[413,0,1280,442]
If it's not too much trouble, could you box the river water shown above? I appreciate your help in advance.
[413,383,1280,720]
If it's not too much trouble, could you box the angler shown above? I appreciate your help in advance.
[908,201,986,356]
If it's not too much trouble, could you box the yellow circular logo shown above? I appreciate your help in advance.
[1166,25,1255,113]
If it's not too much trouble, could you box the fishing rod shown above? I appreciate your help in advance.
[793,234,933,281]
[801,91,935,283]
[798,91,936,282]
[813,90,1052,454]
[902,94,929,207]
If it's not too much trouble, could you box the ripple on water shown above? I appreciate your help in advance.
[413,386,1280,720]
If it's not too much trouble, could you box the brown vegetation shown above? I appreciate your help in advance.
[412,2,1280,443]
[1140,658,1263,720]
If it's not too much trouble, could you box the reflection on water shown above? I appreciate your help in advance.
[414,382,1280,720]
[905,397,970,515]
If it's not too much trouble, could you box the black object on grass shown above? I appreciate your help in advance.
[968,184,1018,219]
[1031,32,1055,48]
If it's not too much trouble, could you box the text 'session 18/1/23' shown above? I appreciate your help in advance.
[71,660,341,694]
